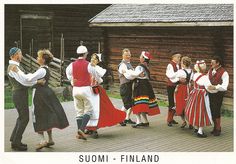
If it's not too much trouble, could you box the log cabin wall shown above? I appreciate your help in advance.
[5,4,109,65]
[104,26,233,98]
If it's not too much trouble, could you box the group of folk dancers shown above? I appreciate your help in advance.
[7,44,229,151]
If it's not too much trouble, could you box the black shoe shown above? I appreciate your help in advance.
[91,131,99,139]
[180,121,187,128]
[213,129,221,136]
[171,120,178,124]
[84,129,93,135]
[167,122,173,127]
[194,129,198,133]
[143,122,149,127]
[11,143,27,149]
[197,132,207,138]
[11,144,28,151]
[124,119,136,124]
[189,125,193,129]
[120,122,127,126]
[132,123,144,128]
[210,128,215,134]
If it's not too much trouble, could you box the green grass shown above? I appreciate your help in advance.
[4,86,233,118]
[106,90,168,107]
[106,90,121,99]
[4,86,33,109]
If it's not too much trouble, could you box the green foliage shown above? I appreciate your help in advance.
[106,90,121,99]
[4,86,32,110]
[221,108,233,118]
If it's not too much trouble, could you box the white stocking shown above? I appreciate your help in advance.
[198,127,203,134]
[126,108,132,120]
[135,114,142,124]
[38,132,46,144]
[141,113,148,123]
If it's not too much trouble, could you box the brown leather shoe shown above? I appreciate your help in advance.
[180,121,187,128]
[36,142,48,150]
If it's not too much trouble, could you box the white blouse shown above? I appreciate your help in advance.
[193,73,214,93]
[176,68,193,81]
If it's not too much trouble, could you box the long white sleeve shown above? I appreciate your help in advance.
[215,71,229,91]
[8,69,37,86]
[66,63,73,81]
[88,63,104,84]
[94,65,107,77]
[119,63,141,80]
[166,64,178,83]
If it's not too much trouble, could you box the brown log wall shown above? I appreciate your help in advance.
[104,27,233,98]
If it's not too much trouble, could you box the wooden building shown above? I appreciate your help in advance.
[5,4,109,65]
[89,4,233,102]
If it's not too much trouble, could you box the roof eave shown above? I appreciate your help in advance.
[89,21,233,27]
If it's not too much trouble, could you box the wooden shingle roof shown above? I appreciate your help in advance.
[89,4,233,27]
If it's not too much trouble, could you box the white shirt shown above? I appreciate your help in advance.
[66,58,106,85]
[208,68,229,92]
[8,60,37,86]
[166,62,179,83]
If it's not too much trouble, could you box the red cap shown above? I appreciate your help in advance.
[141,51,153,59]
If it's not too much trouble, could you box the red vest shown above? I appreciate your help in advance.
[72,59,91,87]
[208,67,225,85]
[167,61,179,86]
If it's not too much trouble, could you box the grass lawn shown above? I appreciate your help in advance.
[4,86,33,109]
[4,86,233,117]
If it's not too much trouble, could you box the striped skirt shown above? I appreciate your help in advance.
[132,79,160,116]
[185,88,213,127]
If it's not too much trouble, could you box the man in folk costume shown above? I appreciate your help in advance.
[66,44,104,140]
[166,51,181,127]
[7,47,44,151]
[208,56,229,136]
[118,48,136,126]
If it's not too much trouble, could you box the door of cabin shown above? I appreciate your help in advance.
[20,13,53,58]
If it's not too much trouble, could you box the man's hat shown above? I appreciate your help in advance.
[9,47,21,57]
[76,41,88,54]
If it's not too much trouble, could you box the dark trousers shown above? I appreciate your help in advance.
[209,92,224,119]
[10,89,29,145]
[167,85,176,110]
[120,82,133,110]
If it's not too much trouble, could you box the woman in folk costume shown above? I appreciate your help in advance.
[174,56,193,128]
[124,51,160,128]
[10,49,69,150]
[84,53,126,138]
[185,60,214,138]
